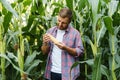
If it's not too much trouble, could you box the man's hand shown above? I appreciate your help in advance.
[56,42,66,50]
[47,34,60,45]
[47,34,66,50]
[43,34,51,44]
[41,34,51,54]
[56,42,77,56]
[45,34,77,56]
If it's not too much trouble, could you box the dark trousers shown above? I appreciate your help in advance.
[45,72,79,80]
[51,72,61,80]
[45,72,61,80]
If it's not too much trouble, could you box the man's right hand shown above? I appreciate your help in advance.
[41,34,51,54]
[43,34,51,44]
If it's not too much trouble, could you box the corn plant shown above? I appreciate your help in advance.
[0,20,6,80]
[0,0,15,79]
[0,0,43,80]
[70,0,120,80]
[103,1,119,80]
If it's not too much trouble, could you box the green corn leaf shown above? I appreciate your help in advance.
[92,53,101,80]
[0,54,27,75]
[7,51,18,62]
[101,65,110,80]
[51,2,63,8]
[70,59,94,80]
[3,12,12,33]
[97,22,107,46]
[89,39,97,56]
[103,16,114,35]
[108,1,119,17]
[78,0,86,11]
[88,0,100,21]
[26,60,42,73]
[7,31,20,45]
[0,0,18,18]
[66,0,73,10]
[83,36,97,56]
[24,51,38,68]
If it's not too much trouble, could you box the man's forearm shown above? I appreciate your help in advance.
[64,46,77,56]
[41,43,50,55]
[56,42,77,56]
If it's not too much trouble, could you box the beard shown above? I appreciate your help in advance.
[57,23,68,30]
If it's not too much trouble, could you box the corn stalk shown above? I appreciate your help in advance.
[103,1,119,80]
[109,32,117,80]
[87,0,102,80]
[17,15,26,80]
[0,24,6,80]
[108,1,119,79]
[0,0,18,79]
[16,3,26,80]
[104,16,117,80]
[18,33,25,80]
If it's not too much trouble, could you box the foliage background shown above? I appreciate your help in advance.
[0,0,120,80]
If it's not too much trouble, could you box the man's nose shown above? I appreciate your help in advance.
[59,22,62,26]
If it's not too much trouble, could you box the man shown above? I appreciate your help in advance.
[41,8,84,80]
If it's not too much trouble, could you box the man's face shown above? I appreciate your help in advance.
[57,16,70,30]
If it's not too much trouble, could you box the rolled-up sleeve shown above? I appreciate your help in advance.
[75,32,84,57]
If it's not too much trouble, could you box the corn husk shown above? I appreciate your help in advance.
[47,34,62,46]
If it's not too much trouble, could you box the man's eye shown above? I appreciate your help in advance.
[63,22,67,24]
[58,20,61,22]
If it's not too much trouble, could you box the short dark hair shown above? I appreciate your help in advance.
[59,8,72,22]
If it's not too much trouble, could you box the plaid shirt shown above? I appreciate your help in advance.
[44,25,84,80]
